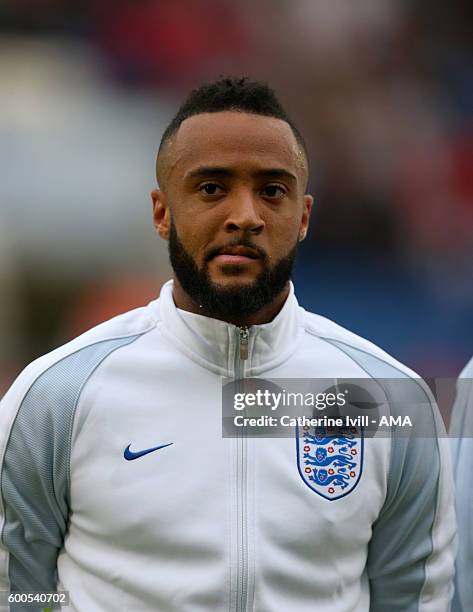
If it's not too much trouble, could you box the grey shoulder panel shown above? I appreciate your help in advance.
[323,338,411,379]
[1,334,142,596]
[323,338,441,611]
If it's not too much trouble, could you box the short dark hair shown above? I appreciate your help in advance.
[158,76,307,159]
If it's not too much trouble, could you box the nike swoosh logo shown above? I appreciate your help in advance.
[124,442,173,461]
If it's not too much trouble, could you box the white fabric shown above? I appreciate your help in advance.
[450,357,473,611]
[0,280,455,611]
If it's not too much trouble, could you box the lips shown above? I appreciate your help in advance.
[211,245,261,265]
[217,246,259,258]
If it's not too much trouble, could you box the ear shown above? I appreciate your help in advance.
[151,189,170,240]
[298,194,314,241]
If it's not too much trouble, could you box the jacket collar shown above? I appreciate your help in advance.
[152,279,301,376]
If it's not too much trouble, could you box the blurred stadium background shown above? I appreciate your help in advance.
[1,0,472,394]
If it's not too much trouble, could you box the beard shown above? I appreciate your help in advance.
[168,222,297,321]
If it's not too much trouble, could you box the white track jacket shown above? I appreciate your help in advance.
[450,356,473,611]
[0,280,455,611]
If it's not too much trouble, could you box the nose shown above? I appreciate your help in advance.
[223,190,265,235]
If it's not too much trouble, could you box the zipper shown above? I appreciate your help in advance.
[234,326,249,612]
[239,326,249,361]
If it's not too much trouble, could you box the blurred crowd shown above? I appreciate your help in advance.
[1,0,472,393]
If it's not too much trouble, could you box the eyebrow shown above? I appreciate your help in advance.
[185,166,298,182]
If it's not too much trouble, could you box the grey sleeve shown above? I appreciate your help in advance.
[0,335,140,610]
[322,340,455,612]
[367,380,455,612]
[1,383,69,596]
[449,363,473,612]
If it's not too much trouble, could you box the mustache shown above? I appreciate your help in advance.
[205,240,268,263]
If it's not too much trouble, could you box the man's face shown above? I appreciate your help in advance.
[152,111,313,319]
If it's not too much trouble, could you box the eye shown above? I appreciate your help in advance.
[199,182,224,196]
[261,184,287,199]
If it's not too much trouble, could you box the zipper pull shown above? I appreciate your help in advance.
[239,326,249,360]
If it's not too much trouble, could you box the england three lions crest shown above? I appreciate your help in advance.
[296,425,364,500]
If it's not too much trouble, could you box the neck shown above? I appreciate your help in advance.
[172,278,290,326]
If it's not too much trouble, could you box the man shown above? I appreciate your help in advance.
[450,356,473,611]
[0,77,455,611]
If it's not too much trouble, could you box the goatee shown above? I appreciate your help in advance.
[168,223,297,321]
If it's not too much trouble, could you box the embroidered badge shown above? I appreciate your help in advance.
[297,425,363,500]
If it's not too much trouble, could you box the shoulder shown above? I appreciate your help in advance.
[296,306,444,438]
[450,355,473,437]
[298,306,419,380]
[1,301,159,411]
[456,355,473,405]
[459,356,473,379]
